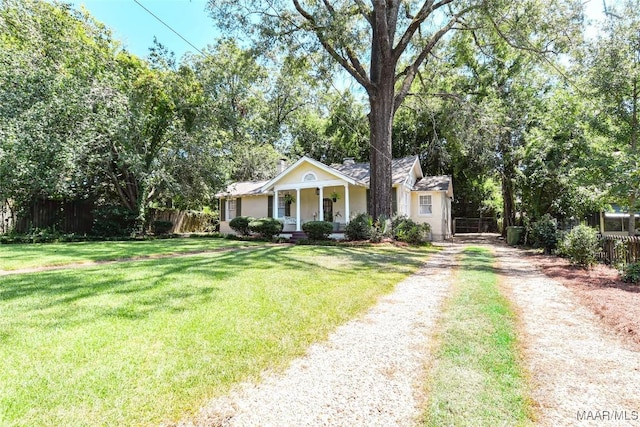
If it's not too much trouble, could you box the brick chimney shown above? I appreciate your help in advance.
[278,158,287,173]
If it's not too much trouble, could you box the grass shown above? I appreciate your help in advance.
[0,242,433,426]
[424,246,533,426]
[0,237,261,271]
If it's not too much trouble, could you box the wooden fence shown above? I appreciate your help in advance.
[598,235,640,266]
[6,199,95,234]
[0,200,216,235]
[149,209,217,233]
[453,217,500,234]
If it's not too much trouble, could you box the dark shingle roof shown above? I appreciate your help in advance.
[413,175,451,192]
[331,155,419,186]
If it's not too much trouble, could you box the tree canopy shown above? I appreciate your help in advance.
[1,0,637,235]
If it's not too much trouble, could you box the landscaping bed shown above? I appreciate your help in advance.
[528,253,640,350]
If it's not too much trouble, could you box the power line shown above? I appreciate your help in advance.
[131,0,391,166]
[132,0,206,57]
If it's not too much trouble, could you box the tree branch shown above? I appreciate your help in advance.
[393,0,442,61]
[394,6,474,111]
[353,0,372,25]
[372,0,392,62]
[291,0,372,89]
[487,11,556,55]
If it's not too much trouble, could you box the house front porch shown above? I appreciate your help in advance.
[273,185,353,232]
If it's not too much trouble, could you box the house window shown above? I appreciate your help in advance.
[227,198,236,220]
[419,195,432,215]
[278,195,291,217]
[303,172,317,182]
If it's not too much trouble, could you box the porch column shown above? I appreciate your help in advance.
[318,186,324,221]
[296,188,301,231]
[273,189,279,219]
[344,184,350,223]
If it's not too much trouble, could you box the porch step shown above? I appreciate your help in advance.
[288,231,308,243]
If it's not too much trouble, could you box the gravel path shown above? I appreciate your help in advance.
[179,245,459,427]
[495,245,640,427]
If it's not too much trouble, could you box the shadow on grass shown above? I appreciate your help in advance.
[0,238,258,271]
[0,244,433,333]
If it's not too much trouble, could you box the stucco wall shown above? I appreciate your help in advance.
[410,191,451,240]
[348,187,368,218]
[220,195,269,234]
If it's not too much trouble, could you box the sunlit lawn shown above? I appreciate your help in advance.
[424,247,533,426]
[0,237,261,271]
[0,242,433,426]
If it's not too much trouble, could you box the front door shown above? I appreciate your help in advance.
[323,198,333,222]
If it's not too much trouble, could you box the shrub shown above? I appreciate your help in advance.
[392,216,431,245]
[229,216,254,236]
[344,213,373,241]
[560,224,599,267]
[621,262,640,284]
[152,220,173,235]
[301,221,334,240]
[249,217,283,240]
[92,205,137,237]
[529,214,558,254]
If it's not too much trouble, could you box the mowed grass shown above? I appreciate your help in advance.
[0,243,432,426]
[424,247,533,426]
[0,237,261,271]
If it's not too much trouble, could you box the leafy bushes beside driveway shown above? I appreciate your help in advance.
[557,224,599,267]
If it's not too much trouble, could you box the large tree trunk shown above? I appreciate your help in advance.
[367,18,396,220]
[368,86,394,219]
[501,174,516,237]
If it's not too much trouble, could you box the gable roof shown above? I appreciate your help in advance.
[260,156,359,191]
[217,155,437,197]
[413,175,452,194]
[331,155,421,186]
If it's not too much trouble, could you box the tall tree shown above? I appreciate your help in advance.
[208,0,580,218]
[0,0,118,208]
[585,0,640,235]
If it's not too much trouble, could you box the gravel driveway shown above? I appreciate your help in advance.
[496,245,640,427]
[175,238,640,426]
[178,246,458,427]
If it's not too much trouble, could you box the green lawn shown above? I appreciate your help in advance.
[0,242,432,426]
[424,247,534,426]
[0,237,261,271]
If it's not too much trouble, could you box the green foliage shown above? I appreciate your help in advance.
[229,216,254,236]
[558,224,600,267]
[151,220,173,235]
[528,214,558,254]
[344,213,373,241]
[301,221,333,240]
[621,262,640,284]
[0,242,427,426]
[392,216,432,245]
[91,205,137,237]
[248,217,283,239]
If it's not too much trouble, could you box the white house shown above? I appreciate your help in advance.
[217,155,453,240]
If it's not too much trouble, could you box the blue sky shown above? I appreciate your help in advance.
[68,0,220,60]
[66,0,613,61]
